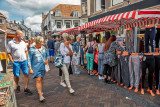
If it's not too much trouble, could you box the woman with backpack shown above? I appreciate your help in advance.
[84,37,98,75]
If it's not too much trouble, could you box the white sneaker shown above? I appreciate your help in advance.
[40,96,45,102]
[69,88,75,94]
[60,82,67,87]
[98,76,101,80]
[101,76,104,79]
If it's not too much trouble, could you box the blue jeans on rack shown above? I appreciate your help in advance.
[145,27,156,53]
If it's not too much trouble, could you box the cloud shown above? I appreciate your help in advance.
[6,0,80,15]
[6,0,81,32]
[25,15,42,32]
[0,10,9,18]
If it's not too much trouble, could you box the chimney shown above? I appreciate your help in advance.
[14,20,16,24]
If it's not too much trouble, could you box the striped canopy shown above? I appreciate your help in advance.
[59,10,160,34]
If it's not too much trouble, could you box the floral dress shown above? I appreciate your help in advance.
[103,41,124,67]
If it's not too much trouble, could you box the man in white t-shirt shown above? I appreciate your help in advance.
[7,30,32,94]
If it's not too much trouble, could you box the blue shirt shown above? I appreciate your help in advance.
[47,39,54,50]
[28,46,49,79]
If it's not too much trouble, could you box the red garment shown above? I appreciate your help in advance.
[94,52,99,64]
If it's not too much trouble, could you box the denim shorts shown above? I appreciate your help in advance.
[13,60,29,77]
[48,49,54,56]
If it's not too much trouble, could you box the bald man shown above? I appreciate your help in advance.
[7,30,32,94]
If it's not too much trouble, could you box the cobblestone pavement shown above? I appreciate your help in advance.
[15,63,160,107]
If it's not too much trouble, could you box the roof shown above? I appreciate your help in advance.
[51,4,81,18]
[0,12,6,18]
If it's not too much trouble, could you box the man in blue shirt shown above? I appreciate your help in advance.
[47,37,55,63]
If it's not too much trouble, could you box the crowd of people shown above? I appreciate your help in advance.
[7,30,160,102]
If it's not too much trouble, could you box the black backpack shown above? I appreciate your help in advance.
[88,42,95,53]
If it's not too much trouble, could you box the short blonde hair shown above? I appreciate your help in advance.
[35,36,44,44]
[66,35,74,41]
[62,33,68,38]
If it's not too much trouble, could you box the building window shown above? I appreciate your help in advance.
[73,11,79,17]
[55,10,61,17]
[112,0,123,6]
[65,21,71,28]
[74,21,79,27]
[0,19,3,24]
[56,21,62,28]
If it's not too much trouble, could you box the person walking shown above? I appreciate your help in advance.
[97,38,106,80]
[28,36,49,102]
[47,37,54,63]
[59,35,75,93]
[103,35,124,84]
[29,37,35,49]
[84,37,98,75]
[73,35,81,74]
[54,38,61,53]
[7,30,32,94]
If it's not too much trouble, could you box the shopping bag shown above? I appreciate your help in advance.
[45,63,50,72]
[94,52,98,64]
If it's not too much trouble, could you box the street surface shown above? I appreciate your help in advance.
[15,63,160,107]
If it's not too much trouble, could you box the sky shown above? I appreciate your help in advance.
[0,0,80,32]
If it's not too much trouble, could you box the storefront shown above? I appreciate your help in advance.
[0,29,7,73]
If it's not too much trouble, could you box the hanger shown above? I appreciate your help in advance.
[126,28,132,31]
[146,24,155,28]
[122,51,129,56]
[157,25,160,28]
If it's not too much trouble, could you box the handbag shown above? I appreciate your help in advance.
[37,49,50,72]
[54,43,64,68]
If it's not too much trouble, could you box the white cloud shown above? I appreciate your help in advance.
[0,10,9,18]
[25,15,42,32]
[6,0,81,32]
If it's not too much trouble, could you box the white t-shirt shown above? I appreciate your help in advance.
[60,43,72,64]
[7,39,27,62]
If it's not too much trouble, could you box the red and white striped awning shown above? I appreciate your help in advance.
[78,10,160,33]
[58,27,80,35]
[59,10,160,34]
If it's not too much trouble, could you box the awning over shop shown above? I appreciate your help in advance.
[58,27,80,35]
[79,10,160,33]
[59,10,160,34]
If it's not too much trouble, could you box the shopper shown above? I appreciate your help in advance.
[59,35,75,94]
[47,37,54,63]
[28,36,49,102]
[97,38,105,79]
[73,35,81,74]
[7,30,32,94]
[54,38,61,53]
[84,37,98,75]
[29,37,35,49]
[103,35,124,84]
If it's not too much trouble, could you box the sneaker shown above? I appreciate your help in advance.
[101,76,104,79]
[98,76,101,80]
[16,86,20,93]
[69,88,75,94]
[60,82,67,87]
[40,96,45,102]
[24,88,33,95]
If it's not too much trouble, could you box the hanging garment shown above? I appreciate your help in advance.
[0,60,3,71]
[154,55,160,90]
[114,54,122,83]
[120,55,130,86]
[155,28,160,48]
[145,27,156,53]
[126,30,134,53]
[129,55,141,88]
[141,55,155,90]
